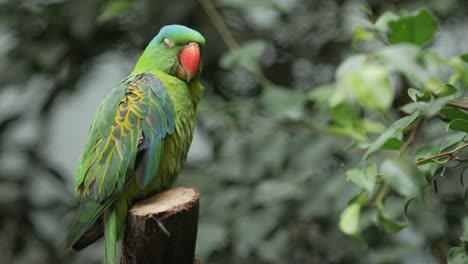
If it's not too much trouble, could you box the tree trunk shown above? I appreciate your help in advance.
[121,187,201,264]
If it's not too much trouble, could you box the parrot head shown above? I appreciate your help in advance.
[133,25,205,82]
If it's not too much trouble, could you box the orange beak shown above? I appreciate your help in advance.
[177,42,200,82]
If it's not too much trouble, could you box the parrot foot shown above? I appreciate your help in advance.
[157,219,171,237]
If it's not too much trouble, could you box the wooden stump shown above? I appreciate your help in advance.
[121,187,201,264]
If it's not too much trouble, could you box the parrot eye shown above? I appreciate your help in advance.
[163,38,174,49]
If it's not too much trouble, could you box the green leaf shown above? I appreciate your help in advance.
[400,96,453,117]
[331,55,367,107]
[443,84,459,96]
[358,4,373,17]
[449,119,468,134]
[374,11,398,33]
[336,55,367,79]
[220,40,266,75]
[97,0,131,23]
[450,71,462,85]
[346,164,377,194]
[415,146,441,182]
[380,157,424,197]
[388,9,438,46]
[307,84,335,106]
[404,197,416,219]
[460,164,468,188]
[425,78,455,96]
[442,132,468,150]
[348,192,369,205]
[441,107,468,121]
[407,88,430,102]
[377,204,408,233]
[353,27,374,44]
[331,103,361,130]
[377,44,428,86]
[339,202,361,237]
[340,65,394,112]
[325,125,367,141]
[446,57,468,86]
[328,102,366,141]
[461,54,468,63]
[363,119,387,134]
[381,137,403,150]
[261,86,306,120]
[448,246,468,264]
[364,111,420,159]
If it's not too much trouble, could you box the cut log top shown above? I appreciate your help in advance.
[121,187,201,264]
[130,187,199,217]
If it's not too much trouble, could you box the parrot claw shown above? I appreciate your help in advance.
[157,219,171,237]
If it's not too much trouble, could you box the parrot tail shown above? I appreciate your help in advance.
[104,208,118,264]
[66,198,113,251]
[71,218,103,251]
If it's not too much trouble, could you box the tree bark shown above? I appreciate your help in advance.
[121,187,201,264]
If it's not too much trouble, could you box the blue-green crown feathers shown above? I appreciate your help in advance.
[133,24,205,74]
[150,24,205,48]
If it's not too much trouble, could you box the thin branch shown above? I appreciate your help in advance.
[199,0,278,91]
[432,238,448,264]
[199,0,239,52]
[370,120,421,207]
[447,101,468,111]
[416,142,468,165]
[373,30,390,46]
[369,182,390,207]
[400,120,421,153]
[439,158,450,177]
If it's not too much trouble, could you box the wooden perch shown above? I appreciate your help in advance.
[121,187,201,264]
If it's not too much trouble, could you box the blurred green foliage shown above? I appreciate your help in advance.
[1,0,468,264]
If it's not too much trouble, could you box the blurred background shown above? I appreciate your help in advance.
[1,0,468,263]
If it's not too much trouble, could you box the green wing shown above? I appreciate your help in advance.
[66,73,176,248]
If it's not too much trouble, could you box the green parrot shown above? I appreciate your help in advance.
[65,25,205,264]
